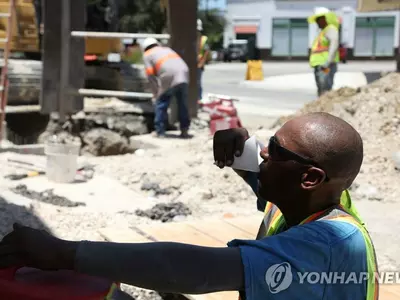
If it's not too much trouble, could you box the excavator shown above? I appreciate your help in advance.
[0,0,149,143]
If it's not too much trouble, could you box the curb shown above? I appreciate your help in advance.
[240,72,369,92]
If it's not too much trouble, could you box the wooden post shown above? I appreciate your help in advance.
[167,0,198,119]
[40,0,84,118]
[40,0,62,114]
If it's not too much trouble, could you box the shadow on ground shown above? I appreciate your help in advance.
[364,72,385,84]
[0,195,50,239]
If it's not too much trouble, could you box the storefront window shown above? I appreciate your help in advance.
[272,18,308,57]
[354,16,395,57]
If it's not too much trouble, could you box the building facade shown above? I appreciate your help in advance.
[224,0,400,60]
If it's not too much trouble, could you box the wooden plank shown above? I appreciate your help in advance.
[186,219,254,244]
[380,285,400,299]
[98,227,151,243]
[185,291,237,300]
[136,222,226,247]
[222,216,262,237]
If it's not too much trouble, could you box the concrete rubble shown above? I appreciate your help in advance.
[0,73,399,298]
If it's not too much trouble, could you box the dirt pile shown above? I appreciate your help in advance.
[272,72,400,203]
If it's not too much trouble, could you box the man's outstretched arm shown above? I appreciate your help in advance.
[73,241,245,294]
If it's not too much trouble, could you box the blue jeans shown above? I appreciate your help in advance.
[197,68,203,100]
[314,63,337,96]
[154,83,191,135]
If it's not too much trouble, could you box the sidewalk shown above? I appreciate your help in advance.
[240,72,368,93]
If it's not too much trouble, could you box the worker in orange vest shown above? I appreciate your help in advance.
[0,113,377,300]
[197,18,210,101]
[142,37,191,138]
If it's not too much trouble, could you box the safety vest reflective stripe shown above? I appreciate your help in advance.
[311,47,330,54]
[145,51,181,76]
[320,216,379,300]
[262,199,378,300]
[309,25,339,67]
[105,283,120,300]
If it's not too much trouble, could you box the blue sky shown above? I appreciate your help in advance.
[198,0,226,10]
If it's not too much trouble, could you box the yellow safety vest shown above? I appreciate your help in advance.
[198,35,208,60]
[310,24,340,67]
[261,190,379,300]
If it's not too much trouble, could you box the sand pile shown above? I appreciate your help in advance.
[272,73,400,203]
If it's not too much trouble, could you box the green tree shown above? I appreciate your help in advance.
[118,0,167,33]
[198,9,226,50]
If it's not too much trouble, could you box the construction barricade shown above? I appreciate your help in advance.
[199,94,243,135]
[245,60,264,81]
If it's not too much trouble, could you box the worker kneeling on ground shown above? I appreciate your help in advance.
[309,7,340,96]
[142,37,191,138]
[0,113,377,300]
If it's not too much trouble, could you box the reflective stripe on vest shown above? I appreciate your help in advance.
[309,25,339,67]
[262,198,378,300]
[319,215,379,300]
[263,190,365,233]
[144,47,181,76]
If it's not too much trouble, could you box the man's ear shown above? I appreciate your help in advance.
[300,167,326,190]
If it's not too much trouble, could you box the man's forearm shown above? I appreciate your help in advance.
[72,241,244,294]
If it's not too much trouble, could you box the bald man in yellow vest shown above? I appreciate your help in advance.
[308,8,340,97]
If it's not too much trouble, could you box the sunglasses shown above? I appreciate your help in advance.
[268,136,330,181]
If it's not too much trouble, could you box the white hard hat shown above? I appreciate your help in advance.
[142,37,159,51]
[308,7,331,23]
[197,19,203,31]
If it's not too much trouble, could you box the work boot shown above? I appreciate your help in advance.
[180,129,191,139]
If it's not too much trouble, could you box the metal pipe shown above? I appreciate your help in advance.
[71,31,170,39]
[77,89,153,99]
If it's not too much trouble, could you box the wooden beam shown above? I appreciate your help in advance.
[40,0,84,117]
[67,0,85,114]
[166,0,198,119]
[40,0,62,114]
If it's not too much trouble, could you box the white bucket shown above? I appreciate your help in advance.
[44,142,80,183]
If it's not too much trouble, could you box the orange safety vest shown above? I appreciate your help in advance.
[144,46,181,76]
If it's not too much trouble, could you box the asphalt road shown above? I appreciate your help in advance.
[202,61,397,128]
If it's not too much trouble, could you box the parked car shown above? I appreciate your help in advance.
[223,40,248,62]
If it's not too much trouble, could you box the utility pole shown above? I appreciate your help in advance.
[166,0,198,118]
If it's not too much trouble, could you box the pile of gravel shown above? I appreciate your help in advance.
[135,202,192,223]
[271,73,400,203]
